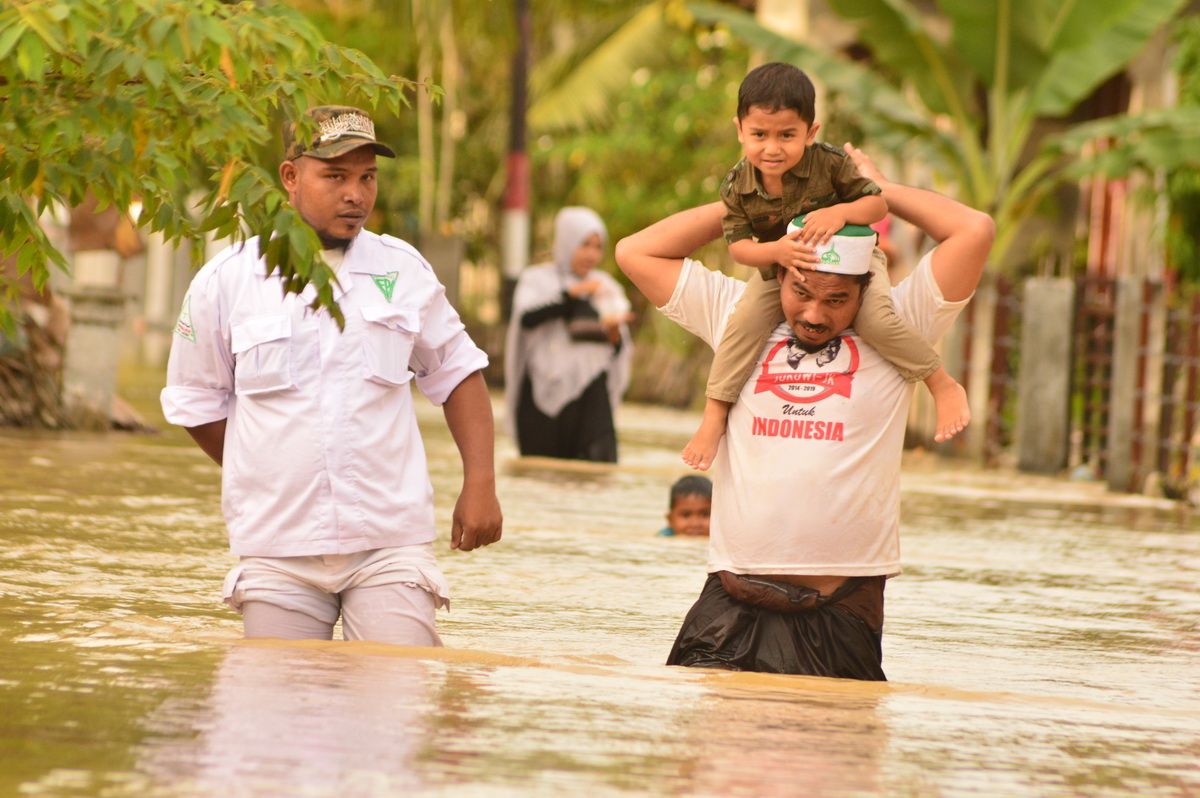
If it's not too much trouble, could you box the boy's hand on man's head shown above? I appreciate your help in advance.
[772,232,819,280]
[797,205,848,245]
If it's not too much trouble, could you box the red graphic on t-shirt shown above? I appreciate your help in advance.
[753,335,859,403]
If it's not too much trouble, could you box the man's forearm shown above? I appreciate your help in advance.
[617,202,725,263]
[876,180,982,244]
[876,178,994,302]
[615,202,725,307]
[186,419,227,466]
[441,370,502,551]
[442,371,496,486]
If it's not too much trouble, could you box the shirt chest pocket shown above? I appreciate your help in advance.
[799,191,839,213]
[232,315,294,395]
[360,305,419,386]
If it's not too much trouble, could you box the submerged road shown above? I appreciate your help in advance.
[1,393,1196,796]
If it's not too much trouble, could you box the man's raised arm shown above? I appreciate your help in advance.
[845,144,995,302]
[615,202,726,307]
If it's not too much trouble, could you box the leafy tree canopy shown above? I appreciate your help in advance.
[1166,14,1200,280]
[0,0,414,328]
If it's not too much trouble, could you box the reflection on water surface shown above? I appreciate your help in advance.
[1,394,1197,796]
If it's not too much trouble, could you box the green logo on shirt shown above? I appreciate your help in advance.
[372,272,399,302]
[820,242,842,266]
[174,296,196,342]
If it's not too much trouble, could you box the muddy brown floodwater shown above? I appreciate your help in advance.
[1,384,1197,797]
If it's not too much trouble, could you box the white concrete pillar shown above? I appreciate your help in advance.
[142,232,175,366]
[1107,277,1145,491]
[62,250,126,425]
[962,280,997,462]
[1015,278,1075,473]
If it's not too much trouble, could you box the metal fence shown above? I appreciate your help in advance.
[953,274,1200,497]
[985,276,1021,465]
[1154,292,1200,495]
[1070,276,1117,475]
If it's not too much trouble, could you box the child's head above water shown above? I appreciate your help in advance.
[665,475,713,537]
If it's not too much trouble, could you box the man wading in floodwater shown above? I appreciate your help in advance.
[616,146,993,678]
[161,106,501,644]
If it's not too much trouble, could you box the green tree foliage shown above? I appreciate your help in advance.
[1167,15,1200,282]
[529,2,693,133]
[0,0,413,328]
[290,1,661,267]
[690,0,1200,272]
[532,32,745,249]
[288,0,727,281]
[288,0,510,248]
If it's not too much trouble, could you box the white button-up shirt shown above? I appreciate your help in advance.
[161,230,488,557]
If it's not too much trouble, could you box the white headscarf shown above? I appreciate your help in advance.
[504,207,633,434]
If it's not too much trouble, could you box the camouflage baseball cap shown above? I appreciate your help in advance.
[282,105,397,161]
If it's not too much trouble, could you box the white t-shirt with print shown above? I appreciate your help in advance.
[660,250,969,576]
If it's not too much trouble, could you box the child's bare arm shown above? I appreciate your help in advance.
[729,234,817,273]
[797,195,888,244]
[845,193,888,225]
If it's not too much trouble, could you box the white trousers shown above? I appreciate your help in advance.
[223,545,448,646]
